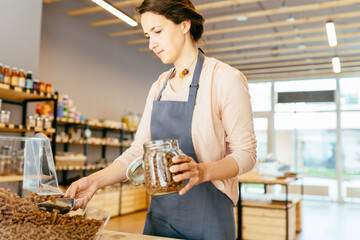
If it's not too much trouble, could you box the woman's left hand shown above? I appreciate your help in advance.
[169,155,205,195]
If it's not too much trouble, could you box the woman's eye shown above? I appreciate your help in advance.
[155,30,162,34]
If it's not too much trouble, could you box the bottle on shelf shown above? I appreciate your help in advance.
[45,83,52,95]
[0,64,3,83]
[33,79,39,91]
[10,67,18,87]
[62,95,69,119]
[57,97,64,119]
[39,81,45,93]
[3,65,10,85]
[18,69,26,88]
[25,71,33,89]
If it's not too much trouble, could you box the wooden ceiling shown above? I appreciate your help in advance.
[50,0,360,81]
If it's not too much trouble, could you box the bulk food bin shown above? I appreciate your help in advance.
[0,133,110,240]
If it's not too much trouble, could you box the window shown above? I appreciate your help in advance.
[274,79,337,177]
[248,82,271,112]
[341,77,360,177]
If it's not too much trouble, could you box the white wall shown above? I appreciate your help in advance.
[0,0,43,74]
[38,1,168,120]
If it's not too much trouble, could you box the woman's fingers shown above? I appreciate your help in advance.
[172,155,191,163]
[173,169,200,182]
[65,184,78,198]
[179,178,199,195]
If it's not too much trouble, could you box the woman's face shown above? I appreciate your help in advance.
[141,11,188,64]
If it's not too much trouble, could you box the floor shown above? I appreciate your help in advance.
[105,200,360,240]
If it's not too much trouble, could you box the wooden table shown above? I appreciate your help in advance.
[101,230,182,239]
[237,172,303,240]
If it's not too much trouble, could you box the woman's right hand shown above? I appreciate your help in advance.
[65,177,98,210]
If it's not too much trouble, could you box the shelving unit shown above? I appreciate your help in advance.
[0,83,58,148]
[0,85,58,195]
[0,84,145,217]
[236,172,303,240]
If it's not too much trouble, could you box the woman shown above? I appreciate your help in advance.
[66,0,257,239]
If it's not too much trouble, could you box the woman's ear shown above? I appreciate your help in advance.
[181,19,191,34]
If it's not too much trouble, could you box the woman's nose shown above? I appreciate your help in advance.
[149,38,157,51]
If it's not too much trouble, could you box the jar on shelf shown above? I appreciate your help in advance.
[127,139,185,195]
[3,65,10,85]
[36,116,43,128]
[1,146,13,176]
[0,110,11,123]
[25,71,33,89]
[18,69,26,88]
[10,67,18,87]
[43,118,52,129]
[45,83,52,95]
[13,150,24,175]
[0,64,3,83]
[26,115,36,128]
[33,79,39,91]
[39,81,45,93]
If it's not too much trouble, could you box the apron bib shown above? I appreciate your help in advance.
[143,52,235,240]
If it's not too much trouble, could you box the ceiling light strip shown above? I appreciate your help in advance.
[91,0,137,27]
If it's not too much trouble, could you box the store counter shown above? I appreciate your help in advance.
[101,230,182,239]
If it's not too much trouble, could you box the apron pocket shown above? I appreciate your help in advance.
[148,213,186,239]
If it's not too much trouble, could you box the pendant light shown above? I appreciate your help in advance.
[326,21,337,47]
[332,57,341,73]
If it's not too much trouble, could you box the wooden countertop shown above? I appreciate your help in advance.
[100,230,182,240]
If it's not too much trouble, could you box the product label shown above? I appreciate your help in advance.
[25,79,33,89]
[18,77,26,88]
[3,76,10,84]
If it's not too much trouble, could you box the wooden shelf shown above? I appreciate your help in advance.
[56,118,87,126]
[238,171,299,185]
[0,175,23,182]
[0,83,56,101]
[57,118,137,132]
[55,164,108,171]
[56,139,123,147]
[0,123,55,135]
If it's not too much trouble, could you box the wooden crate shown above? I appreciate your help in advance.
[120,185,148,215]
[235,199,301,240]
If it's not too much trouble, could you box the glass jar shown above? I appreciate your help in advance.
[27,115,36,128]
[39,81,45,93]
[127,139,185,195]
[36,117,43,128]
[0,110,11,123]
[10,67,18,87]
[1,146,13,176]
[18,69,26,88]
[14,153,24,175]
[25,71,33,89]
[45,83,52,95]
[43,118,52,129]
[33,79,39,91]
[3,65,10,85]
[0,64,3,83]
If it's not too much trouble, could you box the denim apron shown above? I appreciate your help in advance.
[143,52,235,240]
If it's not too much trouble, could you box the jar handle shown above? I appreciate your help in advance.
[126,156,145,186]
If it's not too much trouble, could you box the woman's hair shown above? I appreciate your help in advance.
[136,0,205,42]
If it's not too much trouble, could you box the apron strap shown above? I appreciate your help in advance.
[188,52,204,105]
[157,68,175,101]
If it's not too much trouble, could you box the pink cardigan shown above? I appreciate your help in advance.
[116,57,257,204]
